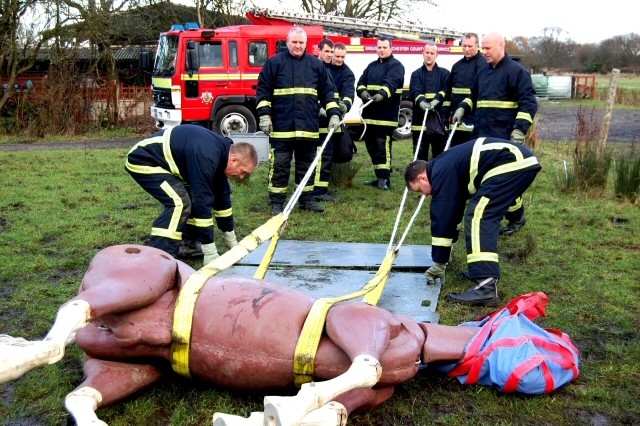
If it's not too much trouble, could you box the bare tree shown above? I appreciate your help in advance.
[272,0,436,21]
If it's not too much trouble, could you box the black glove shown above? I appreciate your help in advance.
[360,91,371,102]
[372,94,383,103]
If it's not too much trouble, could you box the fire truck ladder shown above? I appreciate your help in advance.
[247,8,464,42]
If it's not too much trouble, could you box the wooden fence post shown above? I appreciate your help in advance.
[597,68,620,159]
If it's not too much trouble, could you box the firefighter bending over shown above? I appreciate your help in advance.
[404,137,541,306]
[125,124,258,264]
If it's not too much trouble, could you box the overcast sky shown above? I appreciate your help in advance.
[413,0,636,44]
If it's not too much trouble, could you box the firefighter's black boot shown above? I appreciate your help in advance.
[271,203,284,216]
[364,178,378,186]
[448,277,500,307]
[376,178,389,190]
[299,200,324,212]
[501,215,527,236]
[178,239,203,258]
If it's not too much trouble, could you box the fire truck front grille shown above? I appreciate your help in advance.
[153,88,174,108]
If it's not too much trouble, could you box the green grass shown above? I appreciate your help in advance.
[0,126,146,145]
[1,139,640,425]
[596,74,640,91]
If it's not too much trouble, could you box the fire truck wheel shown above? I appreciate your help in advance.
[393,100,413,141]
[212,105,257,137]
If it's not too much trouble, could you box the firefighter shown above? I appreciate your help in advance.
[357,36,405,190]
[404,138,541,306]
[314,41,356,202]
[257,27,340,215]
[125,124,258,265]
[409,41,450,160]
[443,33,487,147]
[452,32,538,235]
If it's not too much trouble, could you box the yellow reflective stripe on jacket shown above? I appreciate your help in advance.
[342,96,353,105]
[516,111,533,123]
[415,94,425,103]
[363,118,398,127]
[432,237,453,247]
[162,127,182,179]
[357,84,367,91]
[423,92,436,99]
[443,101,451,107]
[257,100,271,109]
[477,100,518,109]
[271,131,319,139]
[462,98,473,109]
[452,87,471,95]
[365,84,382,91]
[125,161,172,175]
[186,217,214,227]
[326,101,339,110]
[481,157,539,184]
[438,90,446,97]
[273,88,318,96]
[214,208,232,218]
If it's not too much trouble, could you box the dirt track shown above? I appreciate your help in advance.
[0,102,639,152]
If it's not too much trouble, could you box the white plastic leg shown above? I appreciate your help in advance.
[212,402,347,426]
[263,355,380,426]
[0,300,91,384]
[65,386,108,426]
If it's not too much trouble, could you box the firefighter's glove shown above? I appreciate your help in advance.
[425,262,446,286]
[319,107,327,117]
[419,101,429,111]
[222,230,238,250]
[259,115,272,136]
[510,129,526,144]
[372,93,384,103]
[339,102,348,114]
[202,243,219,265]
[328,115,340,132]
[429,99,440,110]
[360,91,371,102]
[452,108,465,125]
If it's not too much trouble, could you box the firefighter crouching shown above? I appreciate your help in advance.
[256,27,340,215]
[404,137,541,306]
[125,124,258,264]
[357,36,405,191]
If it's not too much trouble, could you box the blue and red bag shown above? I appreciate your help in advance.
[434,292,580,394]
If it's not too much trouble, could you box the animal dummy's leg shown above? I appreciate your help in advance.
[213,401,347,426]
[0,300,90,384]
[418,323,480,363]
[66,357,162,425]
[333,386,395,414]
[262,303,393,426]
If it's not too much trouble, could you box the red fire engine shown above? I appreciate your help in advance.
[142,8,466,139]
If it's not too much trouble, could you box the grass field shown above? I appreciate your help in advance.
[1,136,639,425]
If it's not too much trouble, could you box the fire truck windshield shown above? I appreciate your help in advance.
[154,35,179,75]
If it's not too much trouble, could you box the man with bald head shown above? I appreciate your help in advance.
[409,41,450,160]
[451,32,537,237]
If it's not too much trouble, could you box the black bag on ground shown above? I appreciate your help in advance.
[332,124,357,163]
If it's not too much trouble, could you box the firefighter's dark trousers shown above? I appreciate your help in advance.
[268,138,318,204]
[449,125,473,148]
[127,171,192,256]
[313,132,335,195]
[364,125,393,180]
[465,168,540,279]
[412,131,446,160]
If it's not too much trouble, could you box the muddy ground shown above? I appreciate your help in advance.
[0,102,638,152]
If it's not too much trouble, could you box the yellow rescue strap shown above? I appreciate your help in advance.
[293,250,397,387]
[170,213,287,377]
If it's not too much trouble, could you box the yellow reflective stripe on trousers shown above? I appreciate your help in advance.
[150,181,183,240]
[214,208,232,218]
[477,100,518,108]
[186,217,214,227]
[363,118,398,127]
[373,136,391,170]
[273,88,318,96]
[468,251,499,263]
[162,127,182,179]
[516,111,533,123]
[432,237,453,247]
[469,196,489,260]
[271,131,319,139]
[452,87,471,95]
[507,196,523,212]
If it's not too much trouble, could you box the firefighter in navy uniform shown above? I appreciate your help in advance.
[256,27,340,215]
[443,33,487,147]
[452,32,538,236]
[409,41,450,160]
[404,137,541,306]
[357,36,405,190]
[314,41,356,202]
[125,124,258,264]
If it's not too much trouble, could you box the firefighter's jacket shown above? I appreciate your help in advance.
[445,51,487,127]
[409,63,450,131]
[459,53,537,140]
[320,61,356,133]
[256,51,339,141]
[125,125,233,243]
[356,55,405,127]
[426,137,541,263]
